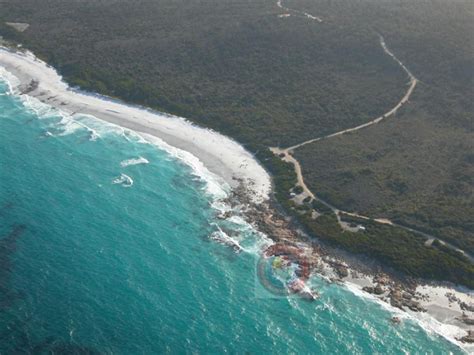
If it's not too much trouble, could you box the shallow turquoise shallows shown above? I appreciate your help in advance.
[0,80,462,354]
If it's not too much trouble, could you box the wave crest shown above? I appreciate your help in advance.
[120,156,149,167]
[112,173,134,187]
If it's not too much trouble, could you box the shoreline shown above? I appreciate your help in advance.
[0,46,271,204]
[341,268,474,349]
[231,186,474,351]
[1,46,473,351]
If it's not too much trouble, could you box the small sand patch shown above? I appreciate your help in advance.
[5,22,30,32]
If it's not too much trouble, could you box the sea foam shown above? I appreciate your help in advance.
[342,280,469,350]
[138,132,230,201]
[120,157,149,167]
[112,173,134,187]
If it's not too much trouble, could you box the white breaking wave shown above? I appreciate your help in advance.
[57,115,84,136]
[209,225,244,253]
[210,205,274,256]
[50,113,100,141]
[0,86,101,142]
[2,72,231,204]
[120,156,150,167]
[22,94,61,119]
[112,173,134,187]
[343,281,471,352]
[0,66,20,94]
[138,132,230,200]
[89,130,100,141]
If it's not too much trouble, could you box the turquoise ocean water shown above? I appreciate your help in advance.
[0,78,463,353]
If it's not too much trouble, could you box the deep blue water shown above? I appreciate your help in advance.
[0,79,462,353]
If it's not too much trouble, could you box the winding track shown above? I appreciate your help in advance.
[287,36,418,151]
[276,0,323,22]
[270,30,473,261]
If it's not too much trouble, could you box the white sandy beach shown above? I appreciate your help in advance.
[344,272,474,351]
[0,47,271,203]
[313,255,473,350]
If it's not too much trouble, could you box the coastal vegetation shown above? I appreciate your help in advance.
[265,156,474,289]
[1,0,472,287]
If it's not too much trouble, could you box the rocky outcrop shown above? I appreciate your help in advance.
[457,313,474,326]
[458,330,474,344]
[362,284,385,295]
[374,284,385,295]
[389,290,403,309]
[217,211,232,220]
[404,299,425,312]
[460,301,474,312]
[324,259,349,279]
[20,79,38,94]
[362,286,375,294]
[373,274,390,286]
[335,264,349,278]
[388,288,426,312]
[391,316,401,324]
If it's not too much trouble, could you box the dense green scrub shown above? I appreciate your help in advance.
[291,0,474,253]
[1,0,472,286]
[0,0,405,148]
[295,91,474,254]
[265,156,474,288]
